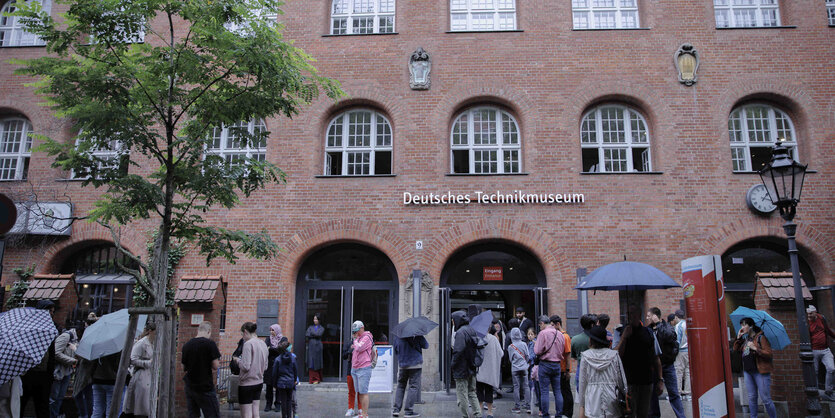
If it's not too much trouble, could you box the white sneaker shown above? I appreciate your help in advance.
[345,409,356,416]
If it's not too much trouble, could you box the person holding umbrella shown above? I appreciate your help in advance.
[734,317,777,418]
[390,316,435,418]
[21,300,58,418]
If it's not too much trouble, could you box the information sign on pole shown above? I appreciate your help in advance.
[368,345,394,393]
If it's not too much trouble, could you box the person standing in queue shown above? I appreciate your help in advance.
[264,324,289,412]
[351,321,374,418]
[305,314,325,384]
[534,315,565,418]
[451,310,482,418]
[734,317,777,418]
[182,321,222,418]
[617,304,664,418]
[476,325,503,418]
[391,333,428,417]
[123,322,156,418]
[552,315,573,418]
[233,322,269,418]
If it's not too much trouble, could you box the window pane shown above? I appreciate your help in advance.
[379,16,394,32]
[326,151,342,175]
[347,151,370,175]
[774,111,792,142]
[621,11,638,28]
[630,112,648,143]
[327,116,343,147]
[352,17,374,34]
[452,114,469,146]
[603,148,627,172]
[333,0,349,14]
[600,107,625,143]
[581,112,597,143]
[471,13,495,30]
[745,107,769,142]
[0,158,17,180]
[594,11,617,28]
[715,10,730,27]
[451,0,468,11]
[503,149,519,173]
[332,18,348,34]
[472,0,495,10]
[348,112,372,147]
[573,12,590,29]
[379,0,395,13]
[452,149,469,173]
[451,13,468,31]
[473,109,497,145]
[376,117,392,147]
[375,151,392,174]
[728,110,743,142]
[502,114,518,144]
[731,147,747,171]
[582,148,599,173]
[353,0,374,13]
[474,150,498,174]
[631,147,649,171]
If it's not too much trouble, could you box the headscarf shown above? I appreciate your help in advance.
[270,324,283,347]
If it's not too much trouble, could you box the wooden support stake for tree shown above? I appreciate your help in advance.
[109,313,139,418]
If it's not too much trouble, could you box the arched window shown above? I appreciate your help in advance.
[206,119,267,166]
[0,0,50,47]
[572,0,640,29]
[728,104,797,172]
[0,116,33,181]
[450,0,516,31]
[331,0,395,35]
[580,105,650,173]
[70,134,129,180]
[828,0,835,25]
[224,2,278,34]
[324,109,392,176]
[714,0,780,28]
[60,244,138,316]
[450,107,520,174]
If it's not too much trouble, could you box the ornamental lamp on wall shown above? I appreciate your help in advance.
[674,43,699,86]
[409,47,431,90]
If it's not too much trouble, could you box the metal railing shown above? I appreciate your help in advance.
[216,354,232,395]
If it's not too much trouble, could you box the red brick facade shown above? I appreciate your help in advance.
[1,0,834,407]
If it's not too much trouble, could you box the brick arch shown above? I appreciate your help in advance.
[304,82,408,141]
[697,217,835,286]
[41,222,146,274]
[563,80,666,128]
[422,218,574,288]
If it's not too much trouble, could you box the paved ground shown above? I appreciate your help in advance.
[219,383,693,417]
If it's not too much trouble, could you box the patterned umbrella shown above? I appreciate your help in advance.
[0,307,58,386]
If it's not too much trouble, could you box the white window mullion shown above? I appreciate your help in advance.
[597,147,606,173]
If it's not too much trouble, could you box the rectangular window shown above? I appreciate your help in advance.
[503,149,519,173]
[603,148,627,172]
[581,148,600,172]
[332,18,348,34]
[600,107,625,143]
[731,147,747,171]
[452,149,470,173]
[331,0,396,35]
[572,0,639,29]
[631,147,648,172]
[744,107,769,142]
[0,158,17,180]
[472,110,497,145]
[473,150,498,173]
[348,112,372,147]
[828,0,835,25]
[713,0,780,28]
[352,17,374,34]
[326,152,343,175]
[375,151,392,174]
[449,0,516,31]
[347,151,370,175]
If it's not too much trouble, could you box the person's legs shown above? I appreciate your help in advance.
[184,387,201,418]
[754,373,777,418]
[456,378,470,418]
[629,384,653,418]
[534,380,541,413]
[663,364,686,418]
[393,368,408,413]
[466,376,481,418]
[404,368,421,414]
[560,370,572,417]
[265,380,274,411]
[277,388,291,418]
[347,374,356,412]
[649,382,661,418]
[744,371,759,418]
[103,385,115,417]
[682,353,691,395]
[32,372,50,418]
[512,370,522,409]
[821,349,835,395]
[240,403,252,418]
[202,388,222,418]
[91,384,105,418]
[550,366,562,418]
[538,365,550,417]
[49,375,71,417]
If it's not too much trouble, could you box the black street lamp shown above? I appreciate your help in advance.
[758,141,819,417]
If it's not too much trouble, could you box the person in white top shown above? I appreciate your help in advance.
[671,310,690,397]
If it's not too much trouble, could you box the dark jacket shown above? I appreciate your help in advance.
[451,311,478,379]
[91,352,121,385]
[230,338,245,375]
[272,352,298,389]
[733,331,773,374]
[393,336,428,369]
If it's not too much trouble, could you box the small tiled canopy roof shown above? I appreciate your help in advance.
[174,276,222,303]
[756,271,812,301]
[23,274,73,301]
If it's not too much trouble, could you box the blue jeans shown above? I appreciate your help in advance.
[91,384,116,418]
[650,364,686,418]
[744,371,777,418]
[49,375,71,417]
[537,361,563,418]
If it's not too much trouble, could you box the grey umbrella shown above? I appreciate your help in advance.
[76,308,147,360]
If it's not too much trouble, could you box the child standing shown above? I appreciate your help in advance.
[508,328,530,414]
[272,345,298,418]
[527,327,540,415]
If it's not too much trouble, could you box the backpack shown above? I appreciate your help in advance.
[370,343,378,368]
[655,321,679,365]
[472,335,488,369]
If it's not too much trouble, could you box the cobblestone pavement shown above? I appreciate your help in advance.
[219,383,693,417]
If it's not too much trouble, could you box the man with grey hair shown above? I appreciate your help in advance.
[182,321,222,418]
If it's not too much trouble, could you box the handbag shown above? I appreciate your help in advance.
[616,385,631,417]
[533,332,558,365]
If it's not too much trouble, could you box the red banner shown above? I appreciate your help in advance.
[682,255,735,418]
[483,267,503,281]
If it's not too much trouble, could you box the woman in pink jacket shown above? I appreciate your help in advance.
[350,321,374,418]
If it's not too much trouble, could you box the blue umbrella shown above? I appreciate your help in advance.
[729,306,790,350]
[575,261,681,291]
[469,310,495,338]
[0,308,58,385]
[392,316,438,338]
[76,309,147,360]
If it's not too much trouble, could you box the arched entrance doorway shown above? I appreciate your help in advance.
[438,241,548,388]
[294,243,398,382]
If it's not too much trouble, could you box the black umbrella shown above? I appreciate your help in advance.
[391,316,438,338]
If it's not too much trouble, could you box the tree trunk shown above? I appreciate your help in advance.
[109,314,139,418]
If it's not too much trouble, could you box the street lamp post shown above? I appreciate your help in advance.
[758,142,820,417]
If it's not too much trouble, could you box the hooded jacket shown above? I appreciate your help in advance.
[393,335,428,369]
[508,328,529,372]
[351,330,374,369]
[578,348,627,418]
[451,311,478,379]
[272,351,298,389]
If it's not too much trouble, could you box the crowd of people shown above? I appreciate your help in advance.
[448,305,693,418]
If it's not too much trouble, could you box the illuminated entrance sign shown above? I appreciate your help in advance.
[483,267,503,281]
[403,190,585,205]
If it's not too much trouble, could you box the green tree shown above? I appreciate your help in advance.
[12,0,341,414]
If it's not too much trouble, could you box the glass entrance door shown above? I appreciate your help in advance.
[305,288,344,380]
[352,289,390,344]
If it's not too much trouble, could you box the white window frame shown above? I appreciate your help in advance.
[224,3,278,34]
[728,104,798,172]
[450,107,521,174]
[0,0,50,47]
[713,0,780,28]
[324,109,393,176]
[828,0,835,25]
[449,0,517,32]
[205,120,267,169]
[69,136,127,180]
[330,0,396,35]
[580,105,651,173]
[571,0,640,30]
[0,117,33,181]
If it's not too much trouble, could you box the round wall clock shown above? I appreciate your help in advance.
[746,184,777,215]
